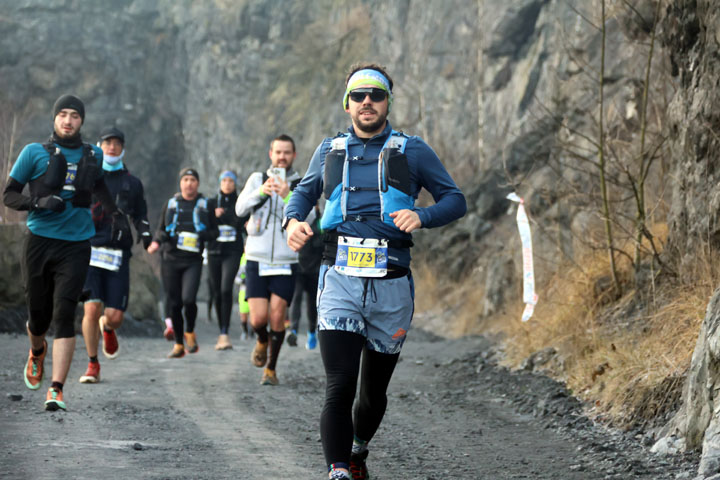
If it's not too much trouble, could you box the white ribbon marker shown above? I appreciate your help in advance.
[507,192,538,322]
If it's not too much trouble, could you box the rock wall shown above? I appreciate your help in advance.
[662,0,720,262]
[0,0,687,314]
[652,1,720,475]
[0,0,479,222]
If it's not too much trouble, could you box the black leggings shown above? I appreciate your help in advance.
[289,270,318,333]
[161,257,202,344]
[319,330,399,467]
[207,253,241,334]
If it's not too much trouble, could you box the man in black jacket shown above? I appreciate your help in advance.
[78,127,151,384]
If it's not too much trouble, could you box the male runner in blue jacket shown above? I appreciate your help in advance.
[284,63,466,480]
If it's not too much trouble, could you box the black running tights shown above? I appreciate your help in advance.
[319,330,399,466]
[161,257,202,344]
[207,253,241,334]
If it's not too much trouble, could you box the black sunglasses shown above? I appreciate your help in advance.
[348,88,388,103]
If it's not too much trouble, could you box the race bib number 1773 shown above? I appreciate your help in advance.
[334,237,388,277]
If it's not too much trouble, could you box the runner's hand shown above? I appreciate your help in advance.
[32,195,65,212]
[274,179,290,199]
[389,209,422,233]
[261,177,275,196]
[147,241,160,254]
[287,220,312,252]
[215,207,225,217]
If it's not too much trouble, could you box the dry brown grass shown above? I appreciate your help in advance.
[424,221,719,428]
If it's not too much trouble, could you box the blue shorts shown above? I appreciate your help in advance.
[245,260,297,305]
[83,251,130,311]
[317,264,415,354]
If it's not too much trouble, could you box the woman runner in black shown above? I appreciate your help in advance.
[206,170,247,350]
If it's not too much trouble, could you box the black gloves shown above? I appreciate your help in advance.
[140,232,152,249]
[32,195,65,213]
[110,211,132,245]
[136,219,152,249]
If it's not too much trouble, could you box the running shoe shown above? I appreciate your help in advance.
[240,331,248,341]
[79,361,100,383]
[349,450,369,480]
[306,331,317,350]
[251,341,268,367]
[44,387,66,411]
[100,316,120,359]
[184,332,199,353]
[329,470,351,479]
[286,330,298,347]
[260,368,279,386]
[168,344,185,358]
[215,334,232,350]
[23,340,47,390]
[163,318,174,341]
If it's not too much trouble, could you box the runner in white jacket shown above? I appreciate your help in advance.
[235,134,301,386]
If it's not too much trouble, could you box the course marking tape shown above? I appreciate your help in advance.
[507,192,538,322]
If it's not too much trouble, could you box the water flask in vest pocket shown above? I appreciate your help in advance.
[43,151,68,190]
[383,151,412,195]
[73,152,100,192]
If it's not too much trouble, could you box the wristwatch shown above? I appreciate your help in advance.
[281,216,293,231]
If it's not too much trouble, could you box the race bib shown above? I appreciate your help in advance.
[218,225,237,242]
[89,247,123,272]
[334,236,388,277]
[177,231,200,252]
[259,262,292,276]
[63,163,77,191]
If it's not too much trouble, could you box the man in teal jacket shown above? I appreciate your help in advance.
[3,94,122,411]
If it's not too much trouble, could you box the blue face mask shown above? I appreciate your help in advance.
[103,149,125,171]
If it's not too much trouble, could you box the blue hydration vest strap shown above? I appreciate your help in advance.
[165,195,208,237]
[321,131,412,231]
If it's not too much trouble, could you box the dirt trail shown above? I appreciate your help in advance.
[0,314,698,479]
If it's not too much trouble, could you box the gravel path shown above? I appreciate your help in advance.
[0,313,699,479]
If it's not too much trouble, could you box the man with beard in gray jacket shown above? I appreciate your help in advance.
[236,134,301,386]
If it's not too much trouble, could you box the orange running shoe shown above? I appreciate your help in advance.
[184,332,198,354]
[79,361,101,384]
[45,387,66,411]
[251,341,268,367]
[24,340,47,390]
[168,344,185,358]
[260,368,279,386]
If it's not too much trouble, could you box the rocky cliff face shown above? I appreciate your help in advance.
[651,1,720,475]
[662,0,720,262]
[0,0,478,221]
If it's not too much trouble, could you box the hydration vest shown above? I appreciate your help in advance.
[321,131,414,231]
[28,142,100,208]
[165,194,209,237]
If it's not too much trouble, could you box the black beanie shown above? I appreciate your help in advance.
[53,94,85,123]
[179,167,200,182]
